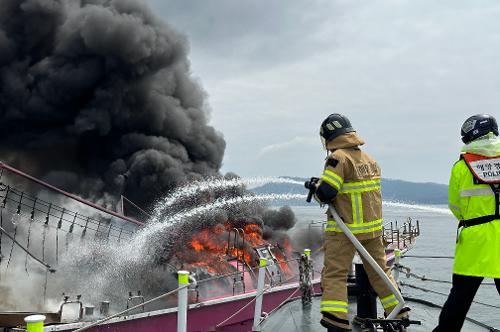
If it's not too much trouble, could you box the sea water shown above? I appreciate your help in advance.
[290,204,499,329]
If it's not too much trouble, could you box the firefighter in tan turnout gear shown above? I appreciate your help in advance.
[308,114,408,331]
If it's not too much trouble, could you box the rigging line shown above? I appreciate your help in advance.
[41,224,47,262]
[402,255,454,259]
[215,273,300,328]
[25,218,33,274]
[73,284,189,332]
[0,209,2,281]
[0,162,143,226]
[403,296,500,332]
[1,193,131,234]
[258,287,302,325]
[401,282,500,309]
[396,265,496,286]
[214,291,259,327]
[121,195,152,219]
[1,205,134,241]
[5,221,17,270]
[55,227,59,264]
[0,224,55,271]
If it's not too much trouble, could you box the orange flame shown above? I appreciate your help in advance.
[177,222,295,278]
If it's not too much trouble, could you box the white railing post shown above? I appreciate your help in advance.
[24,315,46,332]
[252,257,267,332]
[177,270,189,332]
[393,249,401,284]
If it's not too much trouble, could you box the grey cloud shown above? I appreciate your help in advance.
[147,0,500,183]
[151,0,338,73]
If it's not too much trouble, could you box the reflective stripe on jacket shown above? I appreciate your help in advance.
[449,157,500,278]
[315,132,383,240]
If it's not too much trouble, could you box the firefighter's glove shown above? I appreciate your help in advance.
[305,177,319,203]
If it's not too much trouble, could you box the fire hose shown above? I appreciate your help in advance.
[304,179,405,320]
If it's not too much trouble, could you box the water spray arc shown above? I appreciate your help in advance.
[127,193,306,259]
[150,177,304,221]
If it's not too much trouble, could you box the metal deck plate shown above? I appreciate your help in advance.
[260,296,486,332]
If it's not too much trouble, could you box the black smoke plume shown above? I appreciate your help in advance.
[262,206,296,231]
[0,0,225,210]
[0,1,303,311]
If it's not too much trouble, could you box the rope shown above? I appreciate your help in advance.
[121,195,151,219]
[0,209,2,281]
[396,264,496,286]
[5,222,16,269]
[74,260,301,330]
[0,208,2,264]
[214,292,259,328]
[401,281,500,309]
[402,254,454,259]
[73,284,188,332]
[258,287,301,325]
[215,273,299,328]
[403,296,500,332]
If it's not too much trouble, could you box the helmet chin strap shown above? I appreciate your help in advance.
[320,136,327,151]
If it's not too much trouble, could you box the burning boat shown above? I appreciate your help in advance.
[0,161,421,331]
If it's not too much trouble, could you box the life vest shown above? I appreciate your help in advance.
[459,153,500,228]
[462,153,500,184]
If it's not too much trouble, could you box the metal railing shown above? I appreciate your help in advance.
[383,217,420,250]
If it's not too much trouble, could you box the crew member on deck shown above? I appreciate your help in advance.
[308,114,409,332]
[434,114,500,332]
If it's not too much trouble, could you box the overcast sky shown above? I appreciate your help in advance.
[148,0,500,184]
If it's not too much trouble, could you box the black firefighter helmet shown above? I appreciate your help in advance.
[320,113,355,147]
[461,114,499,144]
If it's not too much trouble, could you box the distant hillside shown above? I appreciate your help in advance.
[251,177,448,205]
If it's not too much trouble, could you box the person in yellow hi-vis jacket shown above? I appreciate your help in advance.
[434,114,500,332]
[308,114,409,331]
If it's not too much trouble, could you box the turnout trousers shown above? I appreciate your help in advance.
[433,274,500,332]
[321,232,400,330]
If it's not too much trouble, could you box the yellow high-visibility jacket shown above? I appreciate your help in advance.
[449,134,500,278]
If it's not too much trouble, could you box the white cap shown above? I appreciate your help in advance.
[24,315,46,323]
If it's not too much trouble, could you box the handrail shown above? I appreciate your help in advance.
[0,162,144,226]
[73,284,189,332]
[216,272,301,328]
[0,184,135,238]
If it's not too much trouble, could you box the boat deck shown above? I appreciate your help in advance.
[261,295,488,332]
